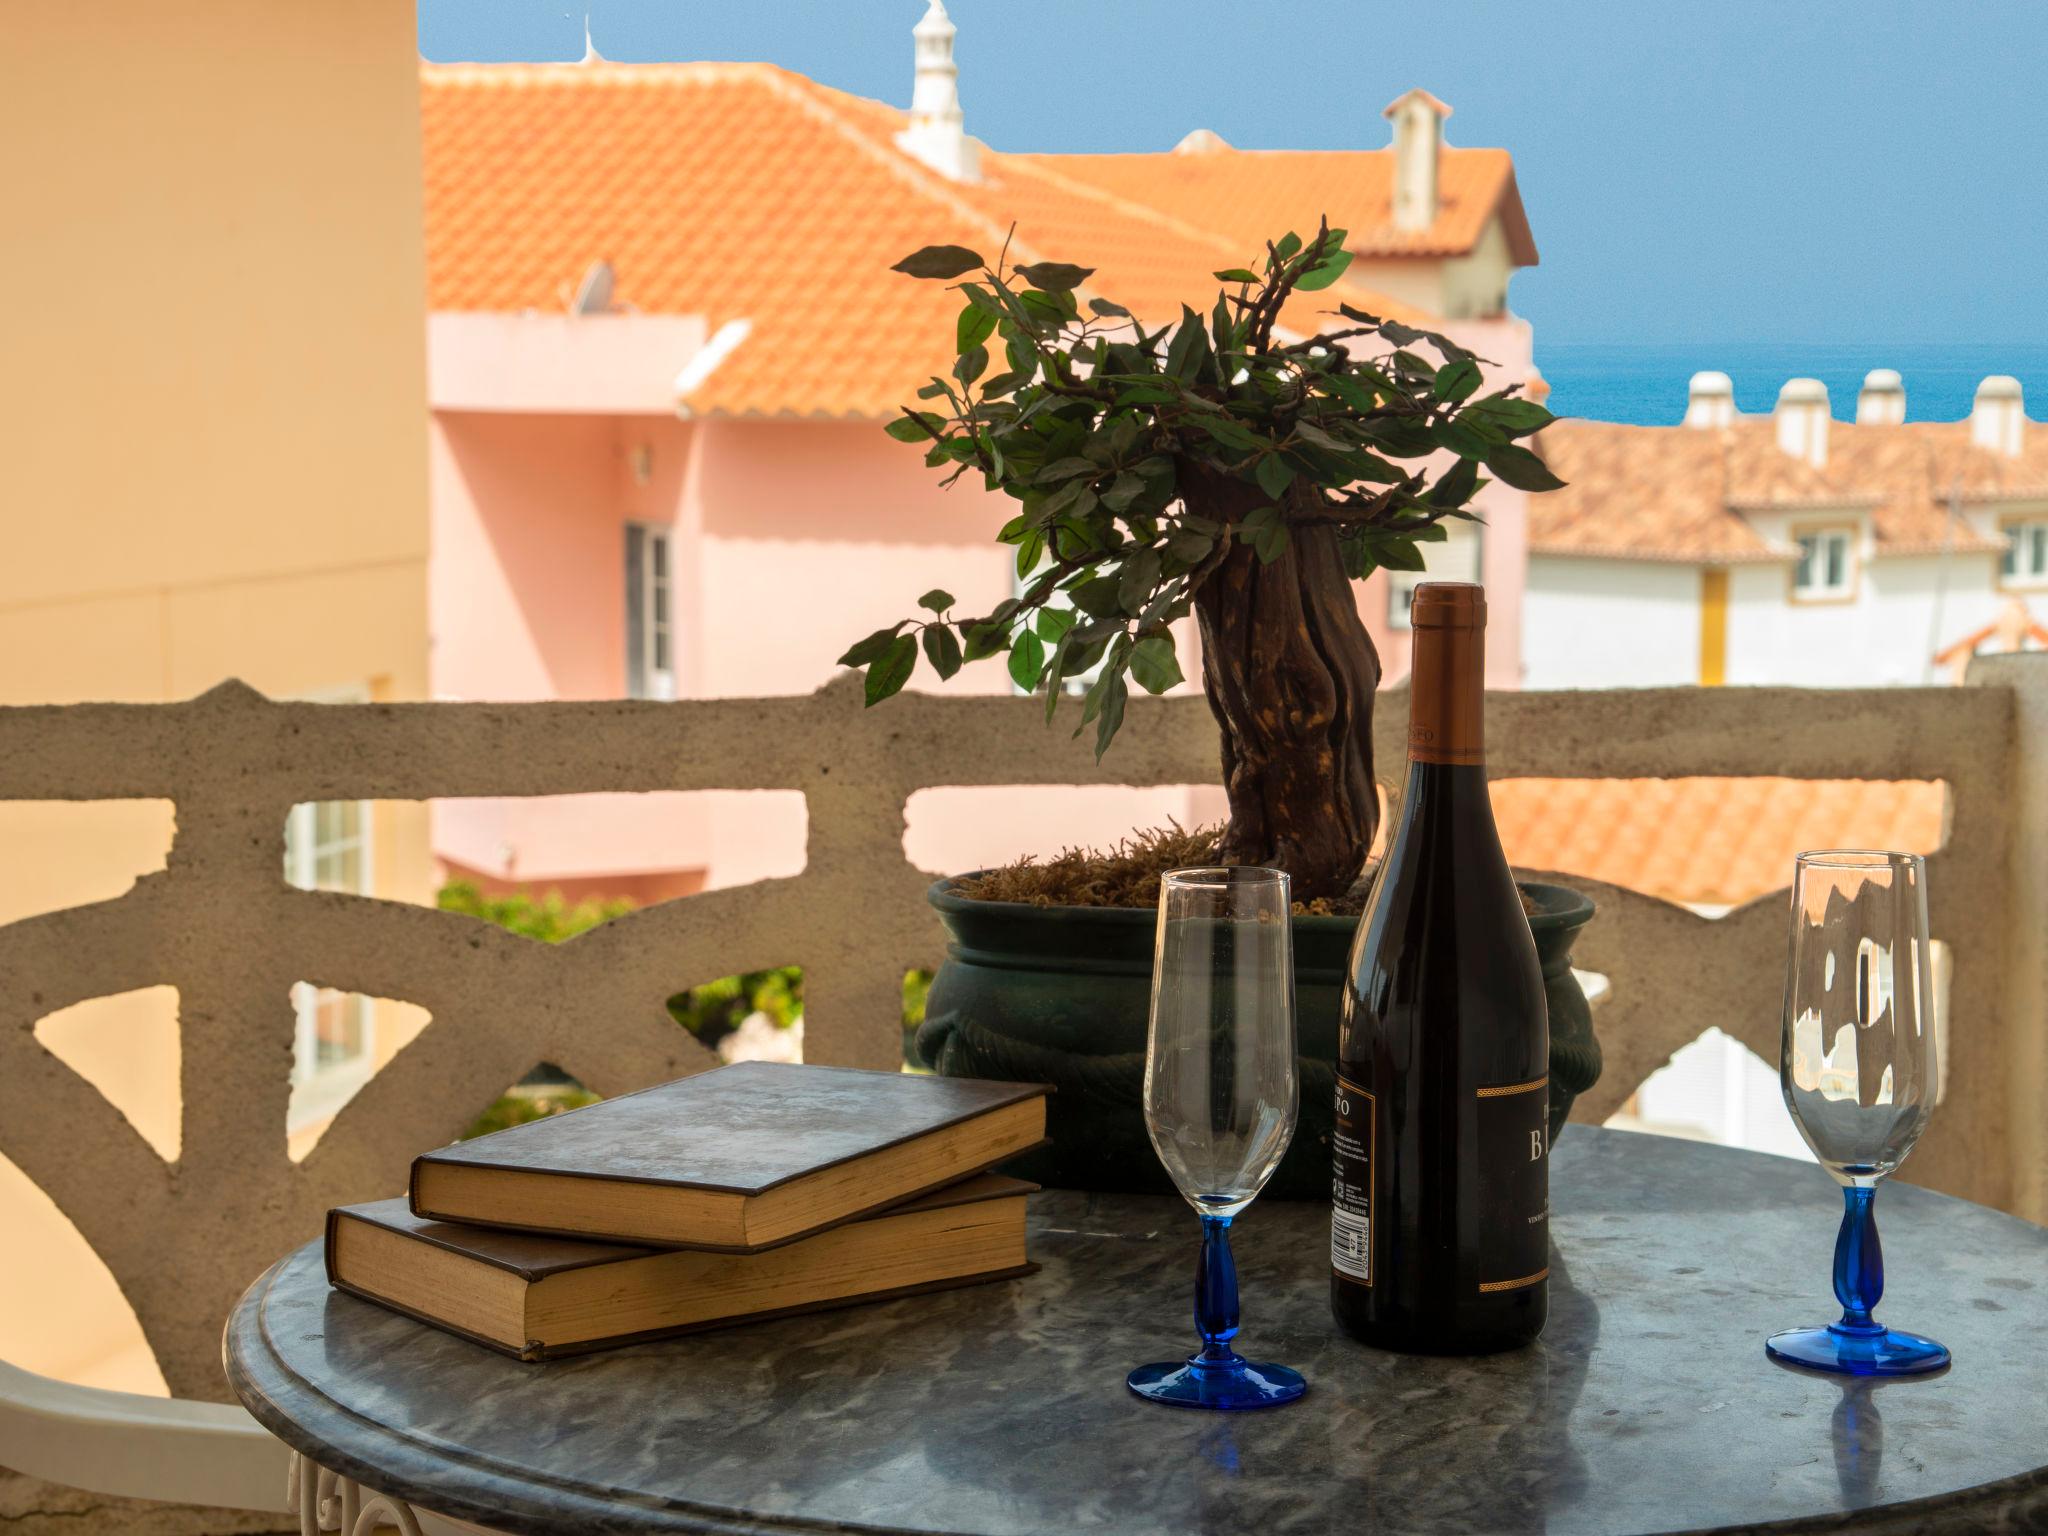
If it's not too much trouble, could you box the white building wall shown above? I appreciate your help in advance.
[1725,553,2010,687]
[1521,557,1699,688]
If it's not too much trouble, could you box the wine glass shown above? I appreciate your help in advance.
[1767,850,1950,1376]
[1127,866,1306,1409]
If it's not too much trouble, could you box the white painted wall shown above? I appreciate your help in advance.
[1725,551,2012,687]
[1521,557,1699,688]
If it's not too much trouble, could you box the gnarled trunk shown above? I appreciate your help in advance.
[1186,472,1381,904]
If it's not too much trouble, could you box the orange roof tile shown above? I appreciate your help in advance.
[1495,777,1945,908]
[1531,418,2044,562]
[1019,145,1537,265]
[420,62,1528,419]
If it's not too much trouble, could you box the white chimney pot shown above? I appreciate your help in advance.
[1384,89,1451,233]
[1684,370,1735,429]
[1970,375,2025,457]
[1775,378,1830,467]
[1855,368,1906,425]
[895,0,979,182]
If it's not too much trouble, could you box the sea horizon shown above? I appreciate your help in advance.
[1534,342,2048,428]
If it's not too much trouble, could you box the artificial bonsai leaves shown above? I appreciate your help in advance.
[841,221,1560,903]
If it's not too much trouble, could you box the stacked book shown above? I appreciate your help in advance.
[324,1062,1049,1360]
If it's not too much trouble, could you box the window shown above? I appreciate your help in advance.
[1792,528,1855,600]
[2003,518,2048,585]
[284,796,374,1119]
[625,522,676,700]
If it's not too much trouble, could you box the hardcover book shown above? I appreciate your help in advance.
[408,1061,1049,1251]
[331,1174,1035,1360]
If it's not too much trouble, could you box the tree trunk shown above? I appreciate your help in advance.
[1187,473,1381,904]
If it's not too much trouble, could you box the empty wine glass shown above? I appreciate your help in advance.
[1127,866,1306,1410]
[1767,850,1949,1376]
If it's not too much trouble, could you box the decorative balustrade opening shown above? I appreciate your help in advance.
[0,662,2041,1399]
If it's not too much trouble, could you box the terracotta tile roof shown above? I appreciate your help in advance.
[1016,145,1537,264]
[1530,418,2043,562]
[420,62,1515,419]
[1495,776,1945,908]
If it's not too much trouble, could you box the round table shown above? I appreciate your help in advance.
[225,1128,2048,1536]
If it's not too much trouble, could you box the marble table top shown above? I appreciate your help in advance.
[225,1128,2048,1536]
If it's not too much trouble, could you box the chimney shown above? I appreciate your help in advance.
[1775,378,1830,467]
[895,0,979,182]
[1855,368,1906,425]
[1384,89,1451,233]
[1684,371,1736,429]
[1970,375,2025,457]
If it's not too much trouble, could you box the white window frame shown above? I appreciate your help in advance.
[2002,516,2048,587]
[283,686,377,1128]
[626,522,677,700]
[1791,527,1856,602]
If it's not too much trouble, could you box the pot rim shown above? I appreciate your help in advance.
[929,871,1596,931]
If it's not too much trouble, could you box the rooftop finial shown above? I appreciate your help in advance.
[581,10,603,64]
[895,0,980,182]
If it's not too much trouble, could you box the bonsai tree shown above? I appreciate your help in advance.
[840,221,1560,904]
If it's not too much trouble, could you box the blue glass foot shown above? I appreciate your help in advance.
[1127,1353,1306,1410]
[1766,1324,1950,1377]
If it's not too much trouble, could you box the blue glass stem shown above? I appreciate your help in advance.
[1832,1184,1884,1336]
[1194,1215,1243,1368]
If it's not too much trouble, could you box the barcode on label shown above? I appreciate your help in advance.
[1330,1210,1369,1281]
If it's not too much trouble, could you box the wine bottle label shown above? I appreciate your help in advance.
[1329,1074,1374,1284]
[1475,1076,1550,1293]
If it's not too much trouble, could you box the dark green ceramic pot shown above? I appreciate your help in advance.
[916,876,1599,1199]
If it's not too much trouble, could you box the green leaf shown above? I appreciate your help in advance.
[1467,394,1555,435]
[837,622,907,667]
[954,344,988,385]
[956,302,997,354]
[1293,249,1354,291]
[1193,414,1261,452]
[921,624,962,680]
[1165,528,1214,566]
[1118,548,1162,613]
[1018,261,1094,292]
[1254,520,1289,565]
[1212,267,1259,283]
[1007,629,1046,691]
[1088,297,1131,318]
[885,410,944,442]
[962,622,1010,662]
[1254,453,1296,499]
[1036,456,1100,483]
[1292,420,1348,452]
[1015,528,1044,579]
[917,588,955,613]
[1426,458,1479,509]
[1089,668,1129,759]
[1374,538,1428,572]
[1164,305,1211,382]
[1069,575,1125,618]
[1129,635,1183,694]
[1484,442,1567,492]
[1322,374,1377,413]
[863,634,917,706]
[1274,231,1303,262]
[1101,470,1147,512]
[891,245,984,279]
[1434,357,1483,403]
[1035,606,1077,642]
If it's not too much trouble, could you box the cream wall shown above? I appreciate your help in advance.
[0,0,433,1392]
[1350,216,1516,321]
[1522,557,1702,688]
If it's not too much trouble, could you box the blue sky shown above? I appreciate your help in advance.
[419,1,2048,349]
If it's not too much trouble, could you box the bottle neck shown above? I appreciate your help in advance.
[1407,621,1486,766]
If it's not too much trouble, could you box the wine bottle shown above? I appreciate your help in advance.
[1329,581,1549,1354]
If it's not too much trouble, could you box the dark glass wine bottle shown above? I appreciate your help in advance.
[1329,581,1549,1354]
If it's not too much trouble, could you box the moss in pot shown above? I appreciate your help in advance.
[844,224,1595,1196]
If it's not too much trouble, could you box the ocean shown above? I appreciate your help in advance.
[1536,343,2048,428]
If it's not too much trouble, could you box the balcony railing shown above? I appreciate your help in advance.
[1,658,2042,1401]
